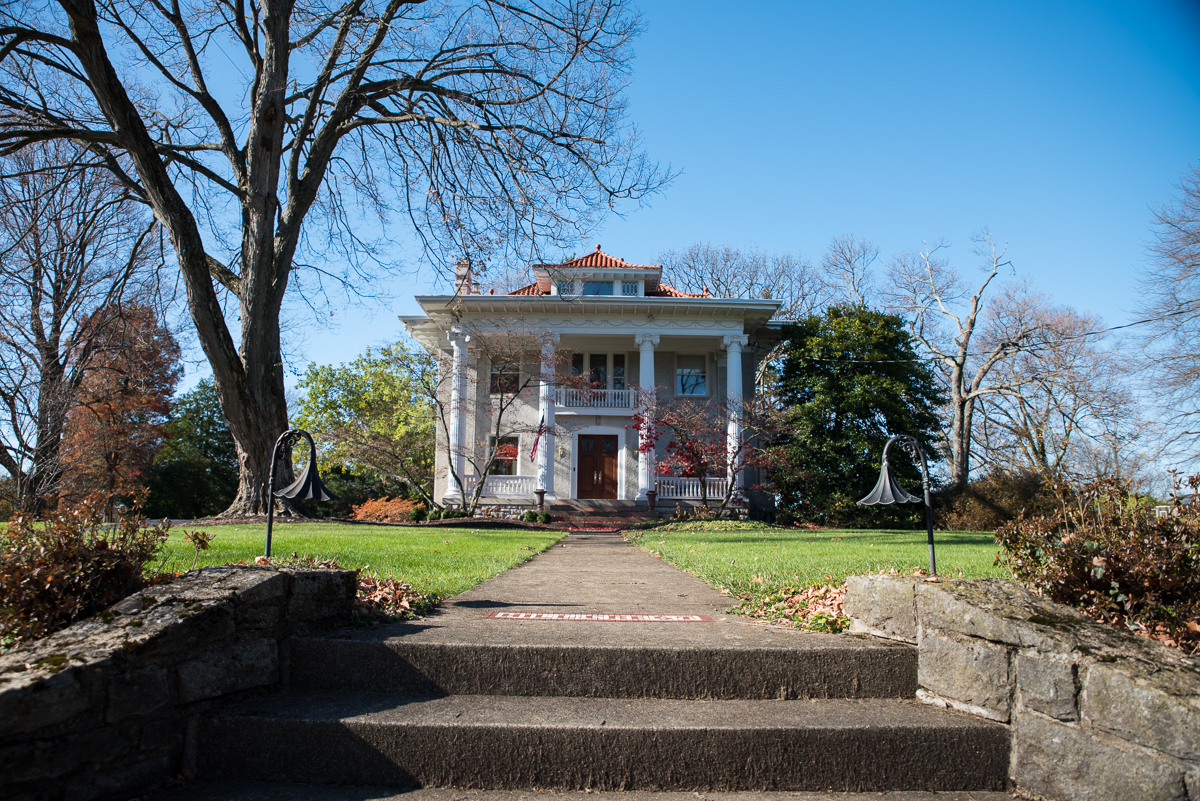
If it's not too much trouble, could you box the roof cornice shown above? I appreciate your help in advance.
[413,295,782,313]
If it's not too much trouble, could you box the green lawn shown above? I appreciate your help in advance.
[159,522,564,598]
[627,521,1011,598]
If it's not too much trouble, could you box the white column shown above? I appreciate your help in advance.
[537,334,560,498]
[444,330,469,502]
[723,335,749,493]
[634,334,660,501]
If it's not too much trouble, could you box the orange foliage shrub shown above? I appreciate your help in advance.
[351,497,418,523]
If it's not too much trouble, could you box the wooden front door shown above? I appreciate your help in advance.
[577,435,619,499]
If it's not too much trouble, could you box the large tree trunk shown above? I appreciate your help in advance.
[64,0,297,516]
[219,0,294,515]
[27,367,68,513]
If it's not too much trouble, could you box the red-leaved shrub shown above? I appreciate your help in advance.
[995,475,1200,653]
[0,492,171,648]
[351,497,418,523]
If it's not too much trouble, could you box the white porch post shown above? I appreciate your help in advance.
[723,335,749,494]
[537,334,559,498]
[635,334,659,501]
[444,330,469,502]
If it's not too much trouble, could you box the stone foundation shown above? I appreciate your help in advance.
[845,575,1200,801]
[0,566,356,801]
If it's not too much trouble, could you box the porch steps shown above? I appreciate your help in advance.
[548,500,662,529]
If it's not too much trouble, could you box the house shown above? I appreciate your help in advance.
[400,247,784,513]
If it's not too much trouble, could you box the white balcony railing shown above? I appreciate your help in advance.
[655,476,729,501]
[463,474,537,497]
[554,387,634,409]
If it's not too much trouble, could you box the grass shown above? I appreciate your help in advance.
[627,520,1012,599]
[160,521,564,598]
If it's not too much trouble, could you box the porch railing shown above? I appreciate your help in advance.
[554,387,634,409]
[655,476,729,501]
[463,475,537,497]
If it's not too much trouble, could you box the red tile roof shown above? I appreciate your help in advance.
[509,282,545,295]
[649,284,711,298]
[533,244,659,272]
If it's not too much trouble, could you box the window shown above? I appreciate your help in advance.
[621,281,639,296]
[612,354,626,390]
[588,354,607,387]
[556,280,578,296]
[487,436,519,475]
[676,355,707,396]
[570,353,584,376]
[582,281,613,296]
[489,360,519,394]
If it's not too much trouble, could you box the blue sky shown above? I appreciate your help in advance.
[239,0,1200,389]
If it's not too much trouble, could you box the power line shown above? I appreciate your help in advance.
[783,307,1195,365]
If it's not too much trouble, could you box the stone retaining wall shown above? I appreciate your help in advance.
[0,566,356,801]
[845,575,1200,801]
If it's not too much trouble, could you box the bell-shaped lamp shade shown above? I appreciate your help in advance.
[276,431,339,502]
[858,458,922,506]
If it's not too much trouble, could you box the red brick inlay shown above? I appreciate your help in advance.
[482,611,714,622]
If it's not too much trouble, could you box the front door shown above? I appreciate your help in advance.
[577,435,619,499]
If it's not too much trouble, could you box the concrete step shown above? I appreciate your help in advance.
[195,692,1010,792]
[284,638,917,700]
[150,780,1015,800]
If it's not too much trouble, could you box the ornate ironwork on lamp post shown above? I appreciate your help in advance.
[263,428,339,558]
[857,434,937,576]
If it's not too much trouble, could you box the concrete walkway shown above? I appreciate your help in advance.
[335,529,871,651]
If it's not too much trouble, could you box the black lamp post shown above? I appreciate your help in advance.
[857,434,937,576]
[264,428,339,558]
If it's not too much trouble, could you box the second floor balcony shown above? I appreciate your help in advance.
[554,386,635,412]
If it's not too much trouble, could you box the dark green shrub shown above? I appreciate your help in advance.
[996,475,1200,650]
[0,492,170,648]
[521,511,539,523]
[408,506,428,522]
[537,511,553,524]
[426,509,443,521]
[938,470,1057,532]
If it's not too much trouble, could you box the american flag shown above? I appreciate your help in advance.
[530,413,546,462]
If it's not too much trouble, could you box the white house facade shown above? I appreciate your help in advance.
[400,247,783,511]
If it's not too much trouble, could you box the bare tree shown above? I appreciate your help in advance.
[972,304,1140,483]
[1138,163,1200,456]
[820,233,880,307]
[0,141,157,511]
[0,0,666,514]
[887,232,1047,492]
[658,242,822,319]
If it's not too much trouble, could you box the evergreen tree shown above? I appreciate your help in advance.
[771,306,945,526]
[144,379,238,520]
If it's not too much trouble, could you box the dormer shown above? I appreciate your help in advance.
[530,245,660,298]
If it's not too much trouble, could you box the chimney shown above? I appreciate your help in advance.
[455,258,474,295]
